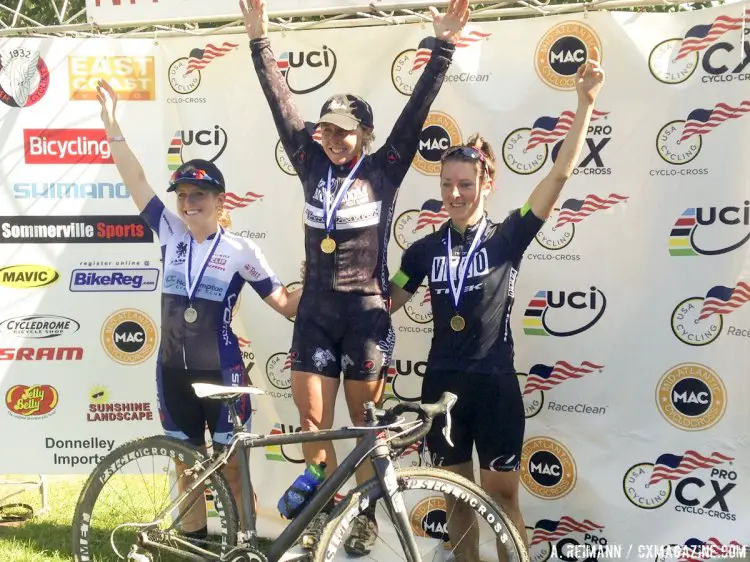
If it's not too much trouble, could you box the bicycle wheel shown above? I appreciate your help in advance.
[71,435,239,561]
[314,467,529,562]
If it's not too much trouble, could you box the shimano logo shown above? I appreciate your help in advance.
[69,268,159,292]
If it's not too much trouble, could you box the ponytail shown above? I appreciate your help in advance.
[465,133,497,187]
[218,206,232,229]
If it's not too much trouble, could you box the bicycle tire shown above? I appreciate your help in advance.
[71,435,239,561]
[314,466,529,562]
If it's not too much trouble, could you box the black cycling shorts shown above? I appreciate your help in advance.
[421,371,524,471]
[290,290,395,381]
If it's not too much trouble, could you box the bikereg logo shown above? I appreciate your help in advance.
[168,41,238,100]
[535,21,602,91]
[276,46,336,95]
[393,199,449,250]
[167,126,228,171]
[671,280,749,346]
[668,202,750,257]
[412,112,462,176]
[523,287,607,337]
[0,48,50,108]
[521,437,577,500]
[101,309,158,365]
[656,363,726,431]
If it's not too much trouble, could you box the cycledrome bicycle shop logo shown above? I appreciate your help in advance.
[525,515,614,562]
[648,7,750,85]
[24,128,114,165]
[523,287,606,337]
[531,193,628,259]
[393,199,449,250]
[0,48,49,108]
[0,264,59,289]
[100,309,158,366]
[167,125,228,171]
[668,201,750,257]
[0,215,153,244]
[265,352,292,399]
[275,121,322,176]
[391,29,492,96]
[5,384,59,419]
[535,21,602,91]
[68,56,155,101]
[517,360,606,419]
[652,538,747,561]
[69,268,160,292]
[671,279,750,346]
[623,448,739,522]
[521,436,577,500]
[411,112,462,176]
[86,385,154,423]
[656,363,726,432]
[263,422,304,463]
[655,100,749,173]
[275,45,336,95]
[168,41,239,101]
[502,109,612,176]
[0,314,80,339]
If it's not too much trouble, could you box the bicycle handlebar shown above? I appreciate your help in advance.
[384,392,458,451]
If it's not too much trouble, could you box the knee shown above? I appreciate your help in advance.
[297,408,333,431]
[488,485,519,511]
[346,401,367,426]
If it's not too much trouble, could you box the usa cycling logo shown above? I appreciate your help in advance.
[518,360,605,419]
[525,516,609,562]
[649,7,750,85]
[276,46,336,95]
[668,202,750,257]
[275,122,322,176]
[652,538,747,561]
[656,100,749,169]
[656,363,726,432]
[168,41,238,96]
[403,286,433,325]
[263,422,304,463]
[502,110,610,176]
[623,449,738,522]
[167,126,227,171]
[671,279,749,346]
[523,287,606,337]
[391,29,491,96]
[393,199,449,250]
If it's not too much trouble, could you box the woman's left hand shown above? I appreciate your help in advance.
[430,0,470,44]
[575,47,606,106]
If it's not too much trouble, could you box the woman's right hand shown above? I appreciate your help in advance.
[240,0,268,40]
[95,79,118,132]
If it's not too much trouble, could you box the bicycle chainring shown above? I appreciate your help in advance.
[226,545,268,562]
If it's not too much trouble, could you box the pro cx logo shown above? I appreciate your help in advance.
[523,287,606,336]
[167,126,228,171]
[668,202,750,256]
[393,199,449,250]
[276,46,336,95]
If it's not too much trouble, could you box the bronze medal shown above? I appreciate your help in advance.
[450,314,465,332]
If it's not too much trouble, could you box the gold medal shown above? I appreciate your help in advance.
[320,236,336,254]
[450,314,465,332]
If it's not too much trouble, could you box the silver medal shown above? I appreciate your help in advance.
[184,307,198,323]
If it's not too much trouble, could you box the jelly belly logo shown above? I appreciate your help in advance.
[24,129,114,165]
[5,384,58,419]
[167,126,228,171]
[523,287,606,337]
[168,41,238,96]
[502,110,610,176]
[518,361,605,419]
[276,46,336,95]
[223,191,263,214]
[68,56,155,100]
[656,363,726,432]
[101,309,158,366]
[265,352,292,390]
[0,48,49,108]
[535,22,602,91]
[412,112,462,176]
[87,385,153,422]
[649,7,750,85]
[671,280,749,346]
[526,516,611,562]
[275,122,321,176]
[391,29,492,96]
[404,285,433,325]
[668,203,750,256]
[521,437,577,499]
[393,199,449,250]
[623,449,738,521]
[263,422,303,463]
[409,497,451,548]
[0,264,59,289]
[653,538,747,561]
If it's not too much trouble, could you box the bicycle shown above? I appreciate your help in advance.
[71,382,529,562]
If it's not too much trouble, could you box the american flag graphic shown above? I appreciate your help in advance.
[698,281,750,320]
[237,337,251,348]
[283,353,293,371]
[416,199,449,231]
[412,30,492,71]
[422,288,431,305]
[276,52,290,76]
[648,450,734,486]
[529,516,604,546]
[679,101,750,142]
[677,537,747,562]
[674,9,750,60]
[224,191,264,211]
[523,361,604,395]
[526,110,609,151]
[186,42,239,74]
[555,193,628,229]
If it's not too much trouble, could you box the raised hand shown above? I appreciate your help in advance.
[429,0,470,44]
[95,79,118,131]
[240,0,267,40]
[576,47,605,105]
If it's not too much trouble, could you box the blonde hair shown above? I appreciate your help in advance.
[218,205,232,229]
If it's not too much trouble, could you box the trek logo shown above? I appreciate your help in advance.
[13,182,128,200]
[518,361,605,419]
[276,46,336,95]
[668,203,750,256]
[0,265,59,289]
[523,287,606,337]
[168,41,238,96]
[0,48,49,108]
[624,449,738,521]
[649,8,750,85]
[0,315,80,339]
[70,268,160,292]
[412,112,462,176]
[526,516,610,562]
[68,56,155,100]
[502,110,611,176]
[24,129,114,164]
[652,538,747,561]
[0,216,153,244]
[521,437,577,500]
[263,422,304,463]
[671,280,749,346]
[535,22,602,91]
[167,126,228,171]
[656,363,726,432]
[393,199,449,250]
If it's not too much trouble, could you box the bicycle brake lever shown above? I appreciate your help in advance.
[442,393,457,448]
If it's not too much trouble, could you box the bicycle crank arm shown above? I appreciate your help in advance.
[137,534,220,561]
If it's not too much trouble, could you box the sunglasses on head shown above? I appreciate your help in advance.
[441,145,486,163]
[169,168,223,189]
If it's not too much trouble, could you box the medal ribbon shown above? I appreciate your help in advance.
[446,218,487,311]
[324,156,364,234]
[184,228,223,304]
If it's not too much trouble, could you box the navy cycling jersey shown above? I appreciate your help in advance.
[250,37,455,295]
[394,206,544,375]
[141,196,282,370]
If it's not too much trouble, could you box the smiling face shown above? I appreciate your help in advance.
[175,184,224,228]
[319,122,363,165]
[440,160,492,227]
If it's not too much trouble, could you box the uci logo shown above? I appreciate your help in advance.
[412,112,462,176]
[534,22,602,91]
[101,309,157,365]
[264,422,304,463]
[523,287,607,337]
[668,203,750,257]
[276,47,337,95]
[656,363,726,431]
[521,437,577,500]
[167,125,228,171]
[383,360,426,405]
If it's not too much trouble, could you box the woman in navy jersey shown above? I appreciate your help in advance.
[389,51,606,561]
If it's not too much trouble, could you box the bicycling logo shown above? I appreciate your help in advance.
[525,516,608,562]
[276,46,337,95]
[403,285,433,325]
[0,48,50,108]
[517,361,606,419]
[393,199,449,250]
[100,309,158,365]
[168,41,238,96]
[521,437,577,500]
[648,7,750,85]
[669,203,750,257]
[656,363,726,432]
[623,448,739,521]
[412,112,462,176]
[275,122,322,176]
[535,21,602,91]
[167,126,228,171]
[5,384,58,419]
[263,422,304,463]
[671,280,749,346]
[0,264,59,289]
[523,287,606,337]
[409,497,451,547]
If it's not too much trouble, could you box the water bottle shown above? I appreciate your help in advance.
[277,462,326,520]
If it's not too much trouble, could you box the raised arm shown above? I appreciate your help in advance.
[528,49,606,220]
[96,79,156,212]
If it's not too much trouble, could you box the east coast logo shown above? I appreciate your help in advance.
[0,48,49,108]
[535,21,602,90]
[656,363,726,431]
[523,287,606,337]
[649,7,750,85]
[391,29,492,95]
[526,516,612,562]
[412,112,462,176]
[0,264,59,289]
[521,437,577,500]
[668,202,750,257]
[168,41,238,97]
[393,199,449,250]
[101,309,158,365]
[68,56,155,100]
[263,422,303,463]
[624,449,738,521]
[167,126,228,171]
[276,46,336,95]
[502,109,611,176]
[5,384,58,419]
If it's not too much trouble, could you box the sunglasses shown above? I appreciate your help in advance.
[169,168,223,189]
[441,145,486,163]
